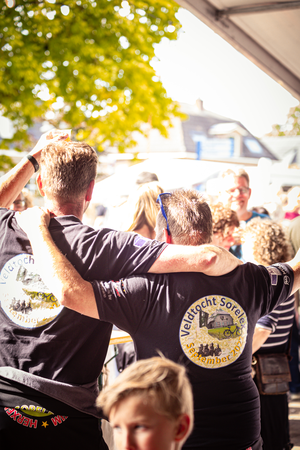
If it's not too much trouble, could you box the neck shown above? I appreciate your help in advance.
[133,224,155,239]
[45,198,85,221]
[237,210,252,222]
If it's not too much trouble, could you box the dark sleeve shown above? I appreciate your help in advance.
[83,228,168,280]
[257,263,294,318]
[91,275,153,334]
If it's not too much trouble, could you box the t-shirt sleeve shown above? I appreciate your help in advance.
[86,229,168,280]
[91,275,154,334]
[257,263,294,318]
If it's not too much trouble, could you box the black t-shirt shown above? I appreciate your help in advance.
[92,262,294,449]
[0,208,167,417]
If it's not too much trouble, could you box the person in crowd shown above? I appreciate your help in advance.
[9,188,34,211]
[116,180,164,371]
[97,356,194,450]
[135,171,159,185]
[247,219,295,450]
[250,206,270,217]
[17,190,300,450]
[210,202,240,250]
[0,133,240,449]
[283,186,300,221]
[288,216,300,397]
[218,167,269,259]
[121,181,164,239]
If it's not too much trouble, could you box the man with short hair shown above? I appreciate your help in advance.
[0,133,239,448]
[219,168,268,259]
[17,189,300,450]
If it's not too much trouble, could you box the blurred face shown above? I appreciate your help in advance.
[220,176,251,219]
[109,395,179,450]
[212,225,237,250]
[10,194,26,212]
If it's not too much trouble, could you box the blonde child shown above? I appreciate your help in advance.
[97,357,194,450]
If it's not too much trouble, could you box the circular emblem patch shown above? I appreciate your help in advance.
[0,254,63,328]
[180,295,247,368]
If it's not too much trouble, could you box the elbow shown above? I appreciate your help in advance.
[59,288,73,308]
[202,252,218,275]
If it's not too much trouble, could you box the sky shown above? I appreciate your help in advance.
[152,8,299,138]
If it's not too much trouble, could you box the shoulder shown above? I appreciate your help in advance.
[250,211,269,221]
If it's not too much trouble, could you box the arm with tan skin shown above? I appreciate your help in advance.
[149,244,241,276]
[16,207,98,319]
[16,207,300,319]
[252,326,272,354]
[0,131,68,208]
[16,208,242,319]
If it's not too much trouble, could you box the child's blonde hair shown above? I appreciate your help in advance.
[97,357,194,444]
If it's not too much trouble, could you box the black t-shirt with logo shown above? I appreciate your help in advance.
[93,262,293,449]
[0,208,166,417]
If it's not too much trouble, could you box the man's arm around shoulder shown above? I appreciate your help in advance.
[148,244,242,276]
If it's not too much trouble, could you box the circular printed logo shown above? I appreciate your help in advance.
[180,295,247,368]
[0,254,63,328]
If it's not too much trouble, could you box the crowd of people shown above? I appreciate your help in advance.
[0,131,300,450]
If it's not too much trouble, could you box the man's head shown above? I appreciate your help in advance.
[38,141,98,210]
[218,168,251,221]
[155,189,212,246]
[97,357,194,450]
[136,171,159,185]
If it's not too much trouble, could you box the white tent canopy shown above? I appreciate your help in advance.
[176,0,300,100]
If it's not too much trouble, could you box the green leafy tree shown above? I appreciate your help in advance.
[269,103,300,136]
[0,0,182,154]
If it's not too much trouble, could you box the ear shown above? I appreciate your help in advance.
[163,228,173,244]
[86,179,95,202]
[36,174,45,197]
[248,187,252,199]
[174,414,190,443]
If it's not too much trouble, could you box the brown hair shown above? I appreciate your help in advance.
[97,356,194,444]
[221,168,250,187]
[243,218,293,265]
[40,141,98,201]
[211,203,239,238]
[156,189,212,245]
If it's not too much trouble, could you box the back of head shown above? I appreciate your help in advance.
[243,218,293,265]
[97,356,194,442]
[156,189,212,245]
[124,182,164,233]
[211,202,239,236]
[40,141,98,202]
[136,171,159,185]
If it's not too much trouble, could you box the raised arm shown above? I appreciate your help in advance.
[148,244,242,276]
[0,130,68,208]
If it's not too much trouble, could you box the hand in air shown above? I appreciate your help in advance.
[30,129,70,162]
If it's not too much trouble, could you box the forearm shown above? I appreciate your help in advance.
[252,326,272,354]
[29,226,98,319]
[148,244,242,276]
[286,247,300,295]
[0,157,35,207]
